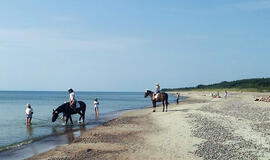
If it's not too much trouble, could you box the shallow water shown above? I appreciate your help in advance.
[0,91,176,153]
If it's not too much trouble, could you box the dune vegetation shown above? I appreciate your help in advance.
[162,78,270,92]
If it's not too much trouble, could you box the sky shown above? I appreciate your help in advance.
[0,0,270,91]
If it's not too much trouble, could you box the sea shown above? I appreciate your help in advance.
[0,91,177,159]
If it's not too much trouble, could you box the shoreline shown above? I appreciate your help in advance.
[27,91,270,159]
[0,94,179,160]
[27,95,200,160]
[0,110,130,160]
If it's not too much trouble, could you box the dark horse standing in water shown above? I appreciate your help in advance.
[52,101,86,124]
[144,90,169,112]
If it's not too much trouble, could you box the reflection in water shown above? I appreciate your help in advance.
[65,126,75,144]
[26,125,33,137]
[26,125,39,155]
[50,124,87,144]
[0,124,90,160]
[79,124,86,135]
[51,126,58,135]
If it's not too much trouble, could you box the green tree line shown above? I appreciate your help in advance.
[162,78,270,92]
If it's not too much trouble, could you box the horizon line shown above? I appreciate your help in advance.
[0,89,144,93]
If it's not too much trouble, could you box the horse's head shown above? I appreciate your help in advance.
[144,90,152,98]
[52,109,59,122]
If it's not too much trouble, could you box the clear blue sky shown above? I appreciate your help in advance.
[1,0,270,91]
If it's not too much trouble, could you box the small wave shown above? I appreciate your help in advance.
[0,135,47,152]
[0,122,98,153]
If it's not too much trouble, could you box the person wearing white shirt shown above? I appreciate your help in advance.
[154,83,161,100]
[25,104,33,125]
[68,88,76,111]
[94,98,99,118]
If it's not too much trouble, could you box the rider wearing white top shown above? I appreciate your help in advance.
[154,83,160,99]
[155,83,160,93]
[68,88,76,110]
[70,92,75,101]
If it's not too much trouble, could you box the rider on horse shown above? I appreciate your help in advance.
[68,88,77,111]
[154,83,160,100]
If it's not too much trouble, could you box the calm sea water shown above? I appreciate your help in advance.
[0,91,176,151]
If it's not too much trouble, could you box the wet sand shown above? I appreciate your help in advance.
[0,125,89,160]
[28,91,270,160]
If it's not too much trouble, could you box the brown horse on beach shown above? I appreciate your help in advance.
[144,90,169,112]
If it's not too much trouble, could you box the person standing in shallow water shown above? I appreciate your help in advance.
[25,104,33,125]
[94,98,99,118]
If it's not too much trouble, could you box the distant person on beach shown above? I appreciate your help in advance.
[94,98,99,118]
[68,88,77,111]
[224,90,228,99]
[176,93,180,104]
[25,104,33,125]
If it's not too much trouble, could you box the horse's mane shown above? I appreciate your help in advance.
[56,102,69,111]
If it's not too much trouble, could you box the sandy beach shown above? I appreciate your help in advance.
[28,92,270,160]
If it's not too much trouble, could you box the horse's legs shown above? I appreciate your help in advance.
[78,111,83,122]
[76,109,85,124]
[65,115,69,124]
[83,107,86,123]
[166,99,169,112]
[152,101,156,112]
[69,116,73,125]
[162,101,165,112]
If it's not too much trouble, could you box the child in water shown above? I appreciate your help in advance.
[25,104,33,125]
[94,98,99,118]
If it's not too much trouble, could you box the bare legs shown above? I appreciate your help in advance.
[26,117,32,125]
[95,108,99,119]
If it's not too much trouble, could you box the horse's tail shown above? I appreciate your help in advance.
[79,101,86,113]
[78,101,86,122]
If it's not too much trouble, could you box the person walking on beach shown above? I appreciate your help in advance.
[25,104,33,125]
[94,98,99,118]
[225,90,228,99]
[176,93,180,104]
[68,88,77,111]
